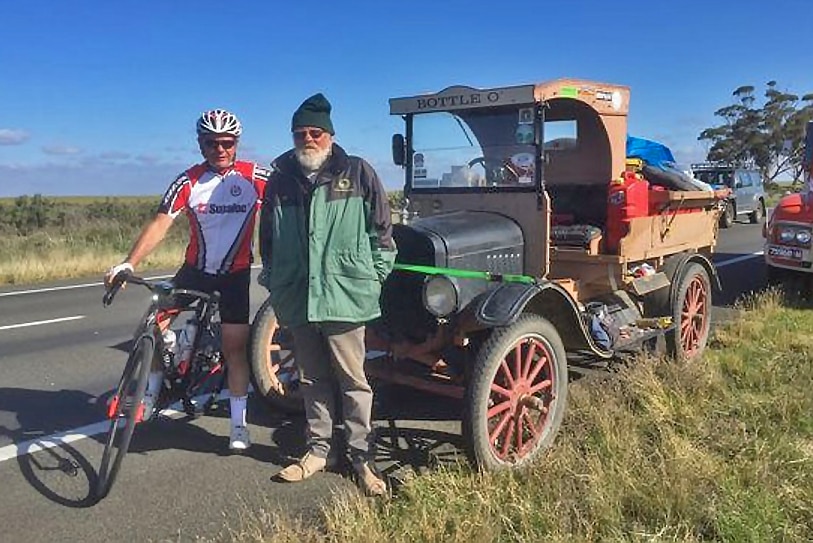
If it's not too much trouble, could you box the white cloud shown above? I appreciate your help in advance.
[0,160,188,197]
[98,151,131,160]
[0,129,30,145]
[42,145,83,155]
[135,154,163,165]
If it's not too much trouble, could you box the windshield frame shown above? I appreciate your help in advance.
[401,105,544,195]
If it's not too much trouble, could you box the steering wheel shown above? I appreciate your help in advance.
[467,156,487,169]
[467,156,519,184]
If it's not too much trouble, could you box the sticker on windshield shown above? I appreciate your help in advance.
[515,124,534,145]
[413,152,427,179]
[518,108,534,124]
[510,152,535,184]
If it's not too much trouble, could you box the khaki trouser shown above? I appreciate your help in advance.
[291,322,373,462]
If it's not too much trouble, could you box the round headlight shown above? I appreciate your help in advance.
[422,275,458,317]
[779,228,796,242]
[797,230,812,245]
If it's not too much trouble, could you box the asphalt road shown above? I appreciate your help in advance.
[0,219,766,542]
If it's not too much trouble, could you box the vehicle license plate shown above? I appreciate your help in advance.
[768,245,803,260]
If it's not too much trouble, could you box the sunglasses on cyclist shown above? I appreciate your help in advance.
[293,129,326,142]
[203,139,236,150]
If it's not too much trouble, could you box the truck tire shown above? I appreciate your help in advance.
[249,297,304,414]
[749,200,764,224]
[666,263,711,361]
[719,201,734,228]
[463,314,568,471]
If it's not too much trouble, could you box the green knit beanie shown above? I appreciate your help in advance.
[291,93,335,135]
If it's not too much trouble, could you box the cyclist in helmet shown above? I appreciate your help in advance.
[104,109,269,452]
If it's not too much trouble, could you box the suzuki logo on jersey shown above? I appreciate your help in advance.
[230,184,242,197]
[196,202,249,214]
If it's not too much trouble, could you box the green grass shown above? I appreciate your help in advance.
[220,290,813,542]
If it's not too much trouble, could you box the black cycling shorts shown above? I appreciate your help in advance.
[172,265,251,324]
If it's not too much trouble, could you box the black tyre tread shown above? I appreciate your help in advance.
[749,201,764,224]
[463,314,568,471]
[249,297,304,414]
[719,202,734,228]
[665,263,711,361]
[96,334,153,500]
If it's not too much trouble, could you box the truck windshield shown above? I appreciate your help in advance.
[410,106,537,189]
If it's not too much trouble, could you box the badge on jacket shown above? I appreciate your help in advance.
[333,178,352,192]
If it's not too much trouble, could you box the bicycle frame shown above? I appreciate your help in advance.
[119,277,225,416]
[96,272,226,501]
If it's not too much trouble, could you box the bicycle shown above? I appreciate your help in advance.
[95,271,226,500]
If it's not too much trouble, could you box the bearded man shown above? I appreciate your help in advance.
[258,93,396,496]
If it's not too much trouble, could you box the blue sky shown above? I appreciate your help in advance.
[1,0,811,197]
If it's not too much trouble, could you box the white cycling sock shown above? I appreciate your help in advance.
[147,371,163,397]
[230,395,247,428]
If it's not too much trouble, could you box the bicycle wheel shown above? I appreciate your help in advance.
[95,334,154,500]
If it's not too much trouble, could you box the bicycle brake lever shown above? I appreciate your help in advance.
[102,283,120,307]
[102,271,131,306]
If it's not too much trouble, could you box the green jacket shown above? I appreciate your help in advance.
[259,144,397,327]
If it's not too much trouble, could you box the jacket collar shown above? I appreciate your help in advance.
[271,143,349,179]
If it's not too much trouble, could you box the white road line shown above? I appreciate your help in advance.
[0,275,173,298]
[0,421,109,463]
[0,315,85,331]
[716,251,764,269]
[0,265,261,298]
[0,389,231,463]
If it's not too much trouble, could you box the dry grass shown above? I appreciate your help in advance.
[0,195,188,285]
[221,289,813,542]
[0,232,185,284]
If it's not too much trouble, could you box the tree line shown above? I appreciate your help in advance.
[0,195,160,236]
[698,81,813,183]
[0,192,408,237]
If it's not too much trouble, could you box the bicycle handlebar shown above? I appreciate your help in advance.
[102,271,218,307]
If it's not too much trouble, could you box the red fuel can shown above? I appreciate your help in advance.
[605,171,650,253]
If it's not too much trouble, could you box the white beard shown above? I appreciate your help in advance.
[295,145,331,172]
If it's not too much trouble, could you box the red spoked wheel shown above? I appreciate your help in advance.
[464,314,568,471]
[669,263,711,361]
[249,297,304,413]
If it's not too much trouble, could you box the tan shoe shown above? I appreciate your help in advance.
[275,452,327,482]
[354,462,387,497]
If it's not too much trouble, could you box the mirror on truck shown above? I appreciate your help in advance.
[392,133,406,166]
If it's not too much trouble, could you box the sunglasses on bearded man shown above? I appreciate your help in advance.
[293,129,327,142]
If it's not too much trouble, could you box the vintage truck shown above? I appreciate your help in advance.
[763,120,813,289]
[250,79,726,471]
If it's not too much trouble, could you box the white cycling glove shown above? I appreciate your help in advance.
[105,262,134,285]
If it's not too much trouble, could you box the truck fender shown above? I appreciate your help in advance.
[645,253,721,316]
[669,253,721,295]
[473,281,612,357]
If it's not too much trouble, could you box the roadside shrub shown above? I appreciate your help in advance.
[0,195,183,284]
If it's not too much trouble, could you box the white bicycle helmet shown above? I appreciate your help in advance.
[196,109,243,137]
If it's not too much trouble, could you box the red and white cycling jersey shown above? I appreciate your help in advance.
[158,160,269,274]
